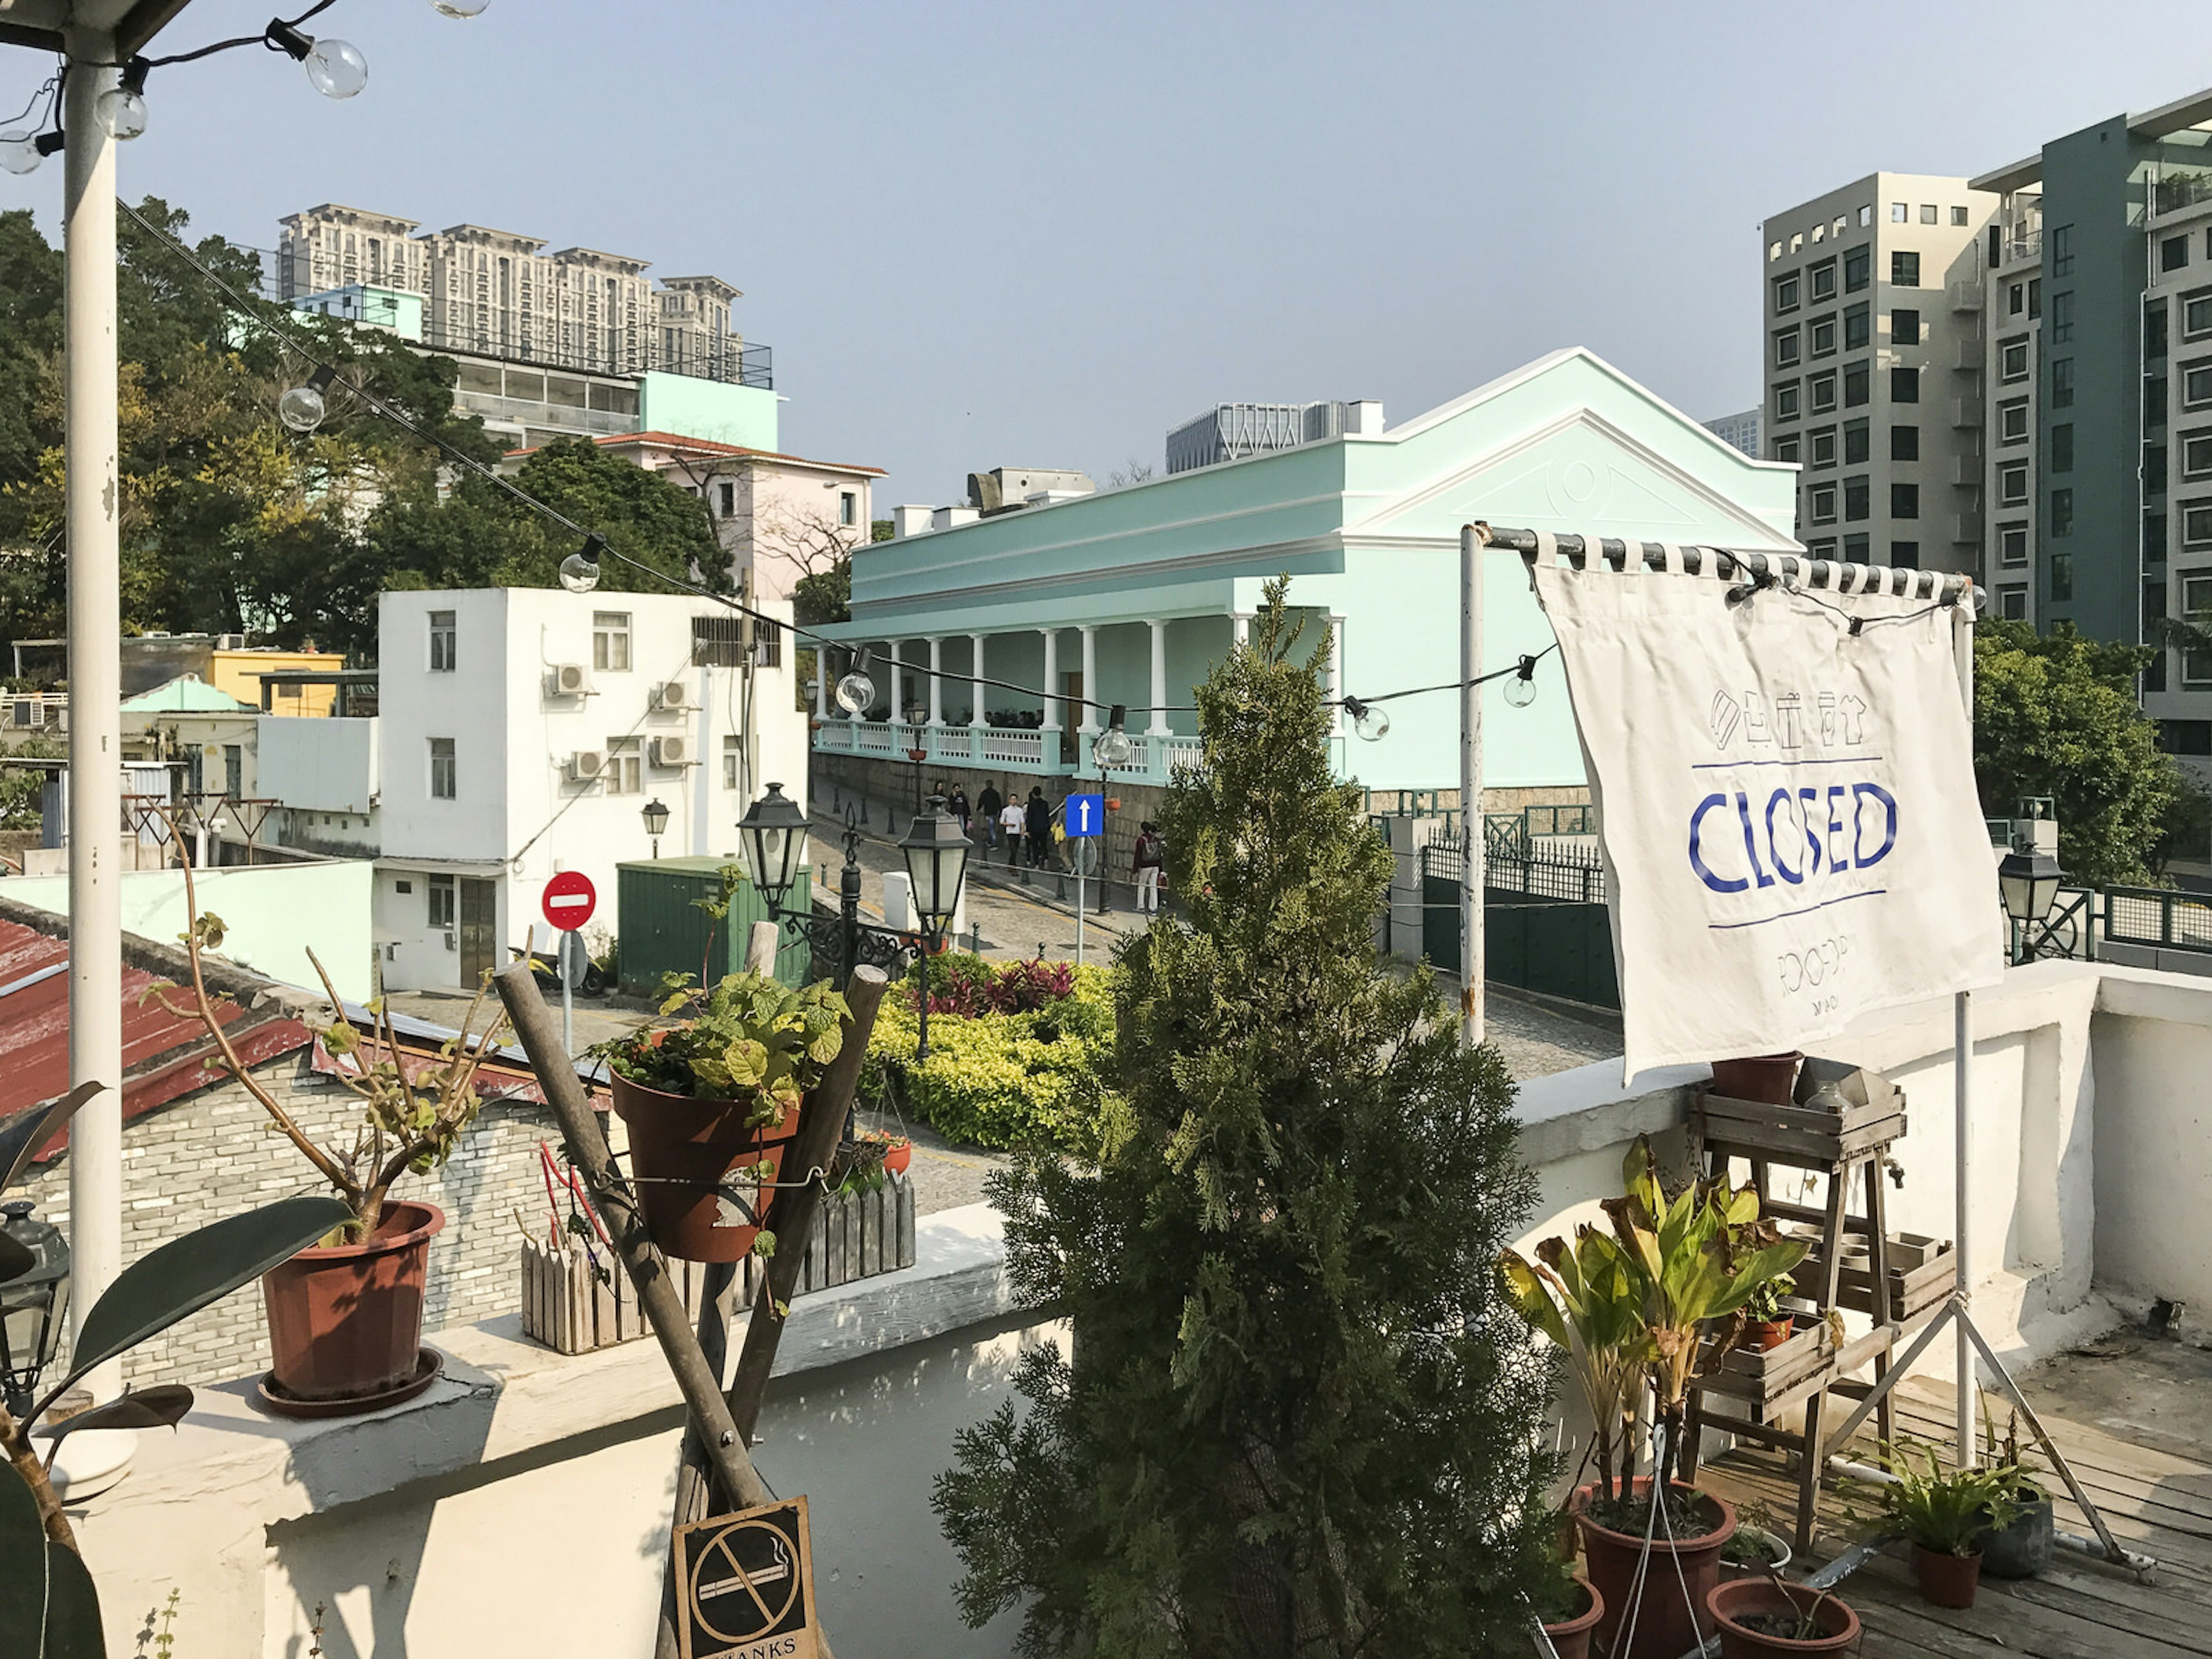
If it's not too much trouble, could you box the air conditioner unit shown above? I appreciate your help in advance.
[652,679,691,712]
[549,663,592,696]
[651,735,692,767]
[564,749,608,783]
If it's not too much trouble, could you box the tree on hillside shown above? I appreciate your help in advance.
[1974,618,2196,887]
[933,580,1558,1657]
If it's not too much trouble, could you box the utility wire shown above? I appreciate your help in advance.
[142,1,343,69]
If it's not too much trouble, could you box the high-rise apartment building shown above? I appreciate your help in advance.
[1760,176,1997,575]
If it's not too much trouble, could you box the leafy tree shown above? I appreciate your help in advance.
[933,580,1558,1657]
[1974,618,2194,887]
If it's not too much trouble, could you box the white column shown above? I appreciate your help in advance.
[815,646,831,719]
[927,637,944,726]
[969,632,986,726]
[65,49,125,1409]
[1040,629,1060,730]
[1328,612,1347,734]
[1231,612,1251,647]
[887,638,905,721]
[1146,619,1171,736]
[1078,626,1100,732]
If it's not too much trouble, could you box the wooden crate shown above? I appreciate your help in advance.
[1692,1090,1907,1166]
[520,1172,919,1355]
[1792,1238,1955,1325]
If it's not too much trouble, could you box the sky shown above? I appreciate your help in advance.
[6,0,2212,509]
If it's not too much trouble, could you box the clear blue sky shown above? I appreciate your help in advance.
[6,0,2212,508]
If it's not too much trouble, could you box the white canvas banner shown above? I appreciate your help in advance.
[1529,562,2003,1079]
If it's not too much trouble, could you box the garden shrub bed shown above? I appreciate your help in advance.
[860,953,1117,1154]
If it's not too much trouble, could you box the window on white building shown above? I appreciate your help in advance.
[719,481,736,517]
[429,737,456,800]
[722,734,742,791]
[605,735,642,794]
[2184,431,2212,479]
[593,611,632,672]
[428,875,456,929]
[429,609,456,672]
[1998,586,2027,619]
[1999,400,2031,444]
[839,490,857,527]
[2000,524,2028,565]
[2185,291,2212,340]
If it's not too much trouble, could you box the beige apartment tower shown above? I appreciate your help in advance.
[1760,175,1998,574]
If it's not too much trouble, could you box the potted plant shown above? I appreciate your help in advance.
[1499,1224,1650,1510]
[1709,1052,1802,1106]
[1719,1498,1794,1582]
[1706,1575,1861,1658]
[595,972,850,1262]
[160,881,509,1413]
[1737,1274,1797,1351]
[1975,1402,2055,1580]
[1864,1440,2023,1608]
[1531,1563,1606,1659]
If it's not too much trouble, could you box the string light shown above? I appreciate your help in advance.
[1344,696,1391,743]
[264,22,369,100]
[430,0,493,14]
[559,535,606,594]
[1502,655,1539,709]
[96,59,150,140]
[835,653,877,715]
[278,365,337,433]
[1091,705,1134,769]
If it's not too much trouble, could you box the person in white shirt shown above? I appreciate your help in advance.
[998,799,1026,866]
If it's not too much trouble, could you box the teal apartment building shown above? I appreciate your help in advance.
[812,348,1799,800]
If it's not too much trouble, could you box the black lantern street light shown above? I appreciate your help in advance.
[1998,844,2066,965]
[899,794,972,1063]
[0,1199,70,1419]
[737,782,809,915]
[641,797,670,860]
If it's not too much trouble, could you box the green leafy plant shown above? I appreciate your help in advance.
[597,972,849,1126]
[1605,1134,1808,1482]
[1499,1225,1653,1505]
[1722,1496,1786,1567]
[1741,1270,1796,1325]
[1865,1440,2024,1555]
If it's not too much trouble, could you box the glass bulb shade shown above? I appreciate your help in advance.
[1350,702,1390,743]
[558,551,601,593]
[431,0,492,13]
[835,668,876,715]
[1092,727,1135,768]
[1997,847,2064,926]
[0,132,41,176]
[305,38,369,99]
[277,383,327,433]
[738,782,808,910]
[97,88,147,139]
[899,797,971,932]
[1502,673,1538,709]
[641,798,671,836]
[0,1202,69,1412]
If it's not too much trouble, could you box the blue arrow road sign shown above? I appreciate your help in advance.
[1064,792,1105,838]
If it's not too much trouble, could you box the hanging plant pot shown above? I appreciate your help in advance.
[1718,1523,1793,1582]
[1706,1577,1860,1657]
[1537,1574,1604,1659]
[1709,1052,1802,1106]
[609,1072,802,1263]
[1910,1544,1982,1608]
[1572,1479,1736,1659]
[260,1200,444,1411]
[882,1137,913,1176]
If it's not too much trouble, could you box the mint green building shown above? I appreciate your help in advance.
[812,349,1799,794]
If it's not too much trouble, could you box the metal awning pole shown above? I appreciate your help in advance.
[1459,525,1484,1047]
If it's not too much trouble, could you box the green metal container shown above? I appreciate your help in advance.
[615,857,813,993]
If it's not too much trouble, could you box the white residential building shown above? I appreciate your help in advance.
[257,588,805,993]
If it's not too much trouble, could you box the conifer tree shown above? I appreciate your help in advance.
[934,580,1560,1657]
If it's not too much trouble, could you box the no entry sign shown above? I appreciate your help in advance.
[541,869,597,933]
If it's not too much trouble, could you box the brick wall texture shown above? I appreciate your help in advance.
[20,1050,562,1390]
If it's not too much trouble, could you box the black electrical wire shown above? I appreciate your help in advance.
[142,1,343,69]
[1351,643,1559,705]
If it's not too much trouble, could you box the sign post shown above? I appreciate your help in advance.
[674,1496,820,1659]
[540,870,597,1056]
[1063,791,1104,967]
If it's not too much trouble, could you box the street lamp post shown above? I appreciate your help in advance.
[0,1199,70,1421]
[1998,844,2065,965]
[641,797,670,860]
[898,795,971,1061]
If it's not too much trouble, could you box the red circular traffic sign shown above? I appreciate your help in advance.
[541,870,597,933]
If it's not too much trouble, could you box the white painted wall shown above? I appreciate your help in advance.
[258,714,380,816]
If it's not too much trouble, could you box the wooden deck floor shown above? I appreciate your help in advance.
[1695,1335,2212,1658]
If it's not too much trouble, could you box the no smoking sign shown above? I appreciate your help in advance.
[675,1497,819,1659]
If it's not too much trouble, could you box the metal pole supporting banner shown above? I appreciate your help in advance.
[63,48,124,1412]
[1953,596,1978,1467]
[1459,525,1484,1047]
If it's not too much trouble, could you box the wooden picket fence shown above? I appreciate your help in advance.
[521,1172,919,1356]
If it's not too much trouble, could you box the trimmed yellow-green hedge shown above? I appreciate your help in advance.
[859,958,1117,1154]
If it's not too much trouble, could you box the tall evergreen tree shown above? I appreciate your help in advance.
[934,581,1559,1657]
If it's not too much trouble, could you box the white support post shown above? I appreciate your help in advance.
[1146,619,1170,736]
[1230,612,1251,648]
[1459,529,1484,1048]
[887,639,905,722]
[927,637,944,726]
[1078,626,1100,732]
[1956,988,1976,1467]
[814,646,831,720]
[1328,612,1347,735]
[65,50,124,1410]
[1040,629,1060,730]
[969,632,986,726]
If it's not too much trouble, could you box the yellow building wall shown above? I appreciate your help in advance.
[209,650,338,717]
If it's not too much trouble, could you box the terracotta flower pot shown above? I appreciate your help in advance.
[1572,1479,1737,1659]
[1709,1052,1803,1106]
[1910,1544,1982,1608]
[1741,1316,1796,1351]
[1537,1574,1604,1659]
[882,1138,913,1176]
[262,1200,443,1403]
[1706,1577,1861,1657]
[609,1072,802,1262]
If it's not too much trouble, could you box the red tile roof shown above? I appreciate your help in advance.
[502,431,885,476]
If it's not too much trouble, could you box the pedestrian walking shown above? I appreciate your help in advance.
[948,784,972,839]
[1132,821,1164,916]
[976,779,1003,850]
[998,795,1026,866]
[1024,787,1052,868]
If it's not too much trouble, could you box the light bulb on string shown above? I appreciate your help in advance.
[431,0,492,14]
[1344,696,1390,743]
[265,22,369,100]
[0,132,40,176]
[1092,706,1134,770]
[835,654,876,715]
[278,365,337,434]
[1502,656,1539,709]
[97,59,151,140]
[560,535,605,594]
